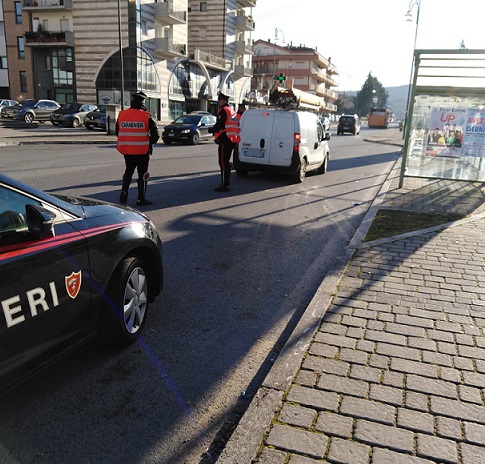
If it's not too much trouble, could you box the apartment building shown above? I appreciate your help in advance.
[252,39,339,113]
[1,0,255,122]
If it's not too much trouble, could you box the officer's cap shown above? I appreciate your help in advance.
[218,92,230,101]
[132,91,148,101]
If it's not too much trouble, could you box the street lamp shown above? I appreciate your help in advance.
[403,0,421,139]
[118,0,125,110]
[272,28,285,86]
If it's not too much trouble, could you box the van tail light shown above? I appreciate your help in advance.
[293,133,301,154]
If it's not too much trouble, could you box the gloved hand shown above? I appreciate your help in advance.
[208,127,214,134]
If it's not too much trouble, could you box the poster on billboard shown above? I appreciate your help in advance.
[461,108,485,157]
[425,107,466,157]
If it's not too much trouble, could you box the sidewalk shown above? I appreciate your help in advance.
[218,135,485,463]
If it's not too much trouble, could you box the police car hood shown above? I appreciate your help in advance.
[53,194,148,221]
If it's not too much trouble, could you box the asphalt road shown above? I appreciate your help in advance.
[0,126,401,463]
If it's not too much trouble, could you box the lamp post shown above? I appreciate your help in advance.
[118,0,125,110]
[272,28,285,87]
[403,0,421,139]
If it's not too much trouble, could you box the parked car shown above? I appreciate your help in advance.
[84,105,107,130]
[236,109,330,183]
[50,103,98,128]
[0,172,164,394]
[6,99,61,124]
[162,113,217,145]
[337,114,361,135]
[0,100,19,118]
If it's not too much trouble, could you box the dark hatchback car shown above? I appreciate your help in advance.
[0,173,163,394]
[162,113,216,145]
[85,105,107,130]
[50,103,98,128]
[337,114,361,135]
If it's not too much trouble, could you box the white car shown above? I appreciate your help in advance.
[236,109,330,183]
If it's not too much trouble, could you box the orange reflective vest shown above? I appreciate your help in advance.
[214,106,241,144]
[116,109,150,155]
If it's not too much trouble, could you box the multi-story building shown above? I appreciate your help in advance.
[251,39,339,113]
[1,0,255,122]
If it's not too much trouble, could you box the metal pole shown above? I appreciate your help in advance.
[118,0,125,110]
[402,0,421,140]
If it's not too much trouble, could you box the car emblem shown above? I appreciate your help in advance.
[65,271,82,299]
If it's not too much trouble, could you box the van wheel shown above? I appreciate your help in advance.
[294,158,307,183]
[317,154,328,174]
[236,169,248,177]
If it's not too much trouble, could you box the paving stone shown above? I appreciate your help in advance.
[256,447,288,464]
[317,374,369,397]
[340,397,396,425]
[376,343,420,361]
[458,385,483,404]
[294,369,318,387]
[265,424,328,459]
[338,348,369,365]
[405,391,430,412]
[464,421,485,446]
[397,408,434,433]
[460,442,485,464]
[371,448,434,464]
[382,370,405,388]
[350,365,382,384]
[302,357,350,376]
[288,455,325,464]
[314,332,357,349]
[327,437,370,464]
[354,420,414,452]
[436,416,463,440]
[286,385,340,412]
[315,411,353,438]
[369,384,404,407]
[416,434,458,463]
[463,371,485,388]
[365,330,407,346]
[308,342,339,358]
[430,397,485,422]
[278,404,316,429]
[406,374,457,399]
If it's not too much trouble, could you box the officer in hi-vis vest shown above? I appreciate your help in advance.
[116,91,159,206]
[208,92,241,192]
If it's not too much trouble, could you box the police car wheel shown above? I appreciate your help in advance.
[99,256,150,347]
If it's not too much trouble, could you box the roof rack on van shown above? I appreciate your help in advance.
[247,88,322,112]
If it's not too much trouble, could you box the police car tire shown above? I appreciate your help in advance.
[99,255,149,347]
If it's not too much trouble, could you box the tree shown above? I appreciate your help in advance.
[355,73,388,117]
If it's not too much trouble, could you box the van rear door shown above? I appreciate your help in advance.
[269,112,296,167]
[239,110,274,166]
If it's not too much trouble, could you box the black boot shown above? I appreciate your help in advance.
[136,179,152,206]
[119,174,130,204]
[214,169,231,192]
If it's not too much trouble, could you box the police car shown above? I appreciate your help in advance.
[0,174,163,393]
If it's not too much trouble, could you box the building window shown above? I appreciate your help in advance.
[20,71,27,93]
[0,57,7,69]
[17,37,25,59]
[141,20,147,35]
[15,2,22,24]
[60,19,69,32]
[200,2,207,12]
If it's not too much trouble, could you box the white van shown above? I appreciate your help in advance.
[235,109,330,183]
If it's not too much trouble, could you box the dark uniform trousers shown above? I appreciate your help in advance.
[121,153,150,201]
[217,133,235,188]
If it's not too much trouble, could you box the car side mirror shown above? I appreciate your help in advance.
[25,204,55,239]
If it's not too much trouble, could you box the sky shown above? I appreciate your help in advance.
[251,0,485,91]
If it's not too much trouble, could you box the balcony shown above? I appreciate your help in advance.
[154,1,186,25]
[233,64,252,78]
[24,30,74,47]
[235,14,255,31]
[153,37,186,59]
[237,0,256,6]
[191,48,230,71]
[23,0,72,11]
[234,40,253,55]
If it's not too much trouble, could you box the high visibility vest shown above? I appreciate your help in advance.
[214,106,241,144]
[116,109,150,155]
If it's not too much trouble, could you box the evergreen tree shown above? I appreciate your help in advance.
[355,73,388,117]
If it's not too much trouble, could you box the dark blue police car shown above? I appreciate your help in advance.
[0,174,163,393]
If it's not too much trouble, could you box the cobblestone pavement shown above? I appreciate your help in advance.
[219,137,485,463]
